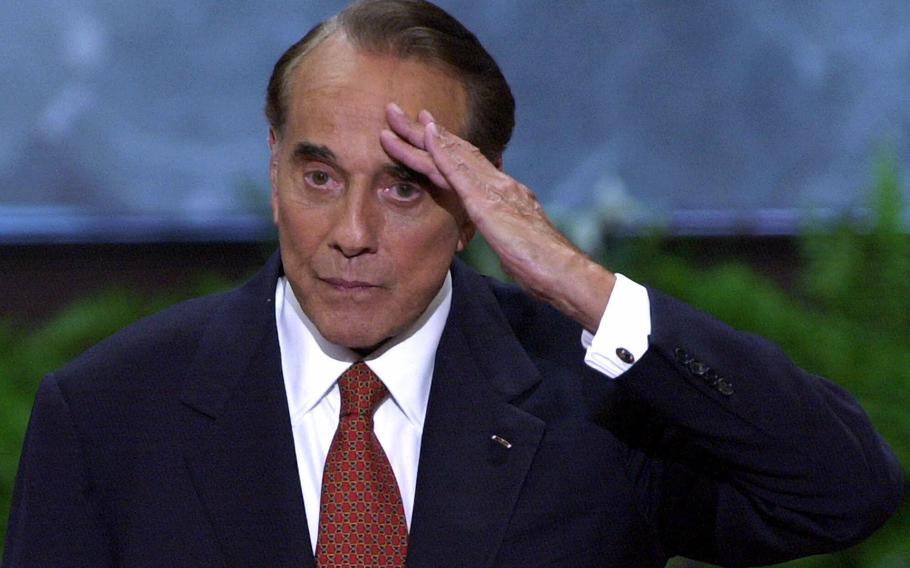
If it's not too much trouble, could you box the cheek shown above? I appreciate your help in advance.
[277,205,326,260]
[391,215,462,268]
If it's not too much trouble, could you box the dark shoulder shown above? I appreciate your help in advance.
[53,289,234,393]
[52,253,281,397]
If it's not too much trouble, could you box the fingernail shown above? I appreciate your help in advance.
[427,122,441,137]
[422,109,436,122]
[389,102,405,115]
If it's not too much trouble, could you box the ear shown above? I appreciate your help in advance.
[268,128,280,183]
[268,128,280,225]
[455,218,476,252]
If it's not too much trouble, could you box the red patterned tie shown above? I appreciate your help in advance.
[316,362,408,567]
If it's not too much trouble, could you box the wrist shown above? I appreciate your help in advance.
[534,250,615,332]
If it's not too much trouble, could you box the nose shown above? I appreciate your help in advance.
[329,185,380,258]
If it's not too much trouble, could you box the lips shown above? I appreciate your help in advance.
[321,277,380,290]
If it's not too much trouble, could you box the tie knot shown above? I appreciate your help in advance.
[338,362,387,418]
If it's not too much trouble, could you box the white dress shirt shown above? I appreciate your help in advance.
[275,270,650,553]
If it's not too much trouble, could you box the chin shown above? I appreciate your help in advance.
[319,322,389,354]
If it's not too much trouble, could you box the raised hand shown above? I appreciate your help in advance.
[380,103,615,332]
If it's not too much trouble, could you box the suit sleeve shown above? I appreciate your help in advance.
[3,374,112,567]
[614,289,904,567]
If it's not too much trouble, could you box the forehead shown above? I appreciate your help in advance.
[285,34,468,137]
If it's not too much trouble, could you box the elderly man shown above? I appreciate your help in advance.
[4,1,902,567]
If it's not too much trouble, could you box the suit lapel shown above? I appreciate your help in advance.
[180,254,314,567]
[407,261,546,568]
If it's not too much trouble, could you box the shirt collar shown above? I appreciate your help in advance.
[276,272,452,430]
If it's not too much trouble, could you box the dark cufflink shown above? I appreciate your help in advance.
[615,347,635,364]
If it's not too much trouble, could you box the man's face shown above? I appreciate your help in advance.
[270,34,473,352]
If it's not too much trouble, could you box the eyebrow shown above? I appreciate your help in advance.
[291,141,337,163]
[382,163,419,182]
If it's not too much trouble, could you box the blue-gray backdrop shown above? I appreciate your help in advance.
[2,1,908,242]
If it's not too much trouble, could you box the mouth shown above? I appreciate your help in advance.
[320,277,381,291]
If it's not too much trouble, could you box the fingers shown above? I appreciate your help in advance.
[418,109,434,126]
[424,121,499,202]
[381,104,452,188]
[382,102,503,206]
[423,119,551,226]
[379,129,450,189]
[385,103,427,149]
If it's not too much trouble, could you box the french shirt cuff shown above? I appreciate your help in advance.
[581,273,651,378]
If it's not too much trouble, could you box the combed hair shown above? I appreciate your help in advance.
[264,0,515,161]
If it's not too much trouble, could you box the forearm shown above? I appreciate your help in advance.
[513,246,616,334]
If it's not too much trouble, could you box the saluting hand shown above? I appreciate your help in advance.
[380,103,615,332]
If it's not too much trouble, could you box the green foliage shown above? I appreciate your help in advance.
[801,154,910,342]
[459,232,508,281]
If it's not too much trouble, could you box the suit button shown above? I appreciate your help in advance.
[674,348,692,364]
[616,347,635,364]
[716,378,734,396]
[688,360,709,376]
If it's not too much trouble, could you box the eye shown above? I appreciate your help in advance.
[304,170,329,186]
[303,169,340,191]
[383,182,423,203]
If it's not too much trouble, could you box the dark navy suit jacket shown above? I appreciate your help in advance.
[4,253,903,567]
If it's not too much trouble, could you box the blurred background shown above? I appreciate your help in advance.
[1,1,907,565]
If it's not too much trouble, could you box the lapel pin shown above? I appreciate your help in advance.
[491,434,512,449]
